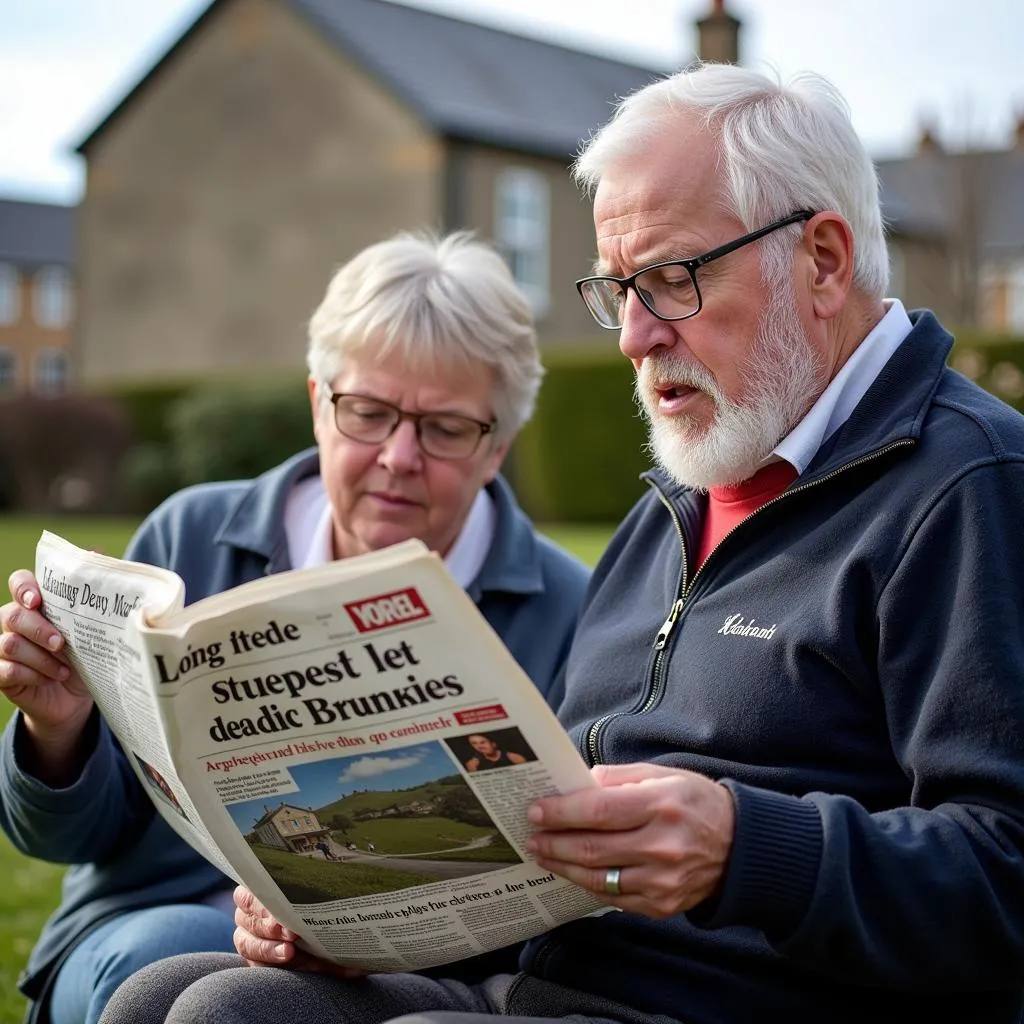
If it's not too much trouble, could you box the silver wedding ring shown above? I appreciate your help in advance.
[603,867,622,896]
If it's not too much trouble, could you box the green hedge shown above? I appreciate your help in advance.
[99,379,197,447]
[90,330,1024,524]
[512,348,650,523]
[949,336,1024,415]
[169,383,314,485]
[98,376,311,513]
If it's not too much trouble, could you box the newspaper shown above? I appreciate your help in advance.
[34,530,605,971]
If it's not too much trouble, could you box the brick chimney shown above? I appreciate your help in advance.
[696,0,742,65]
[916,118,943,156]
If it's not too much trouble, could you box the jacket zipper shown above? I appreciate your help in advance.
[582,439,914,766]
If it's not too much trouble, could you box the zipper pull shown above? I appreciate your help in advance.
[654,598,684,650]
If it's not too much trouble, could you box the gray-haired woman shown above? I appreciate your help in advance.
[0,231,590,1024]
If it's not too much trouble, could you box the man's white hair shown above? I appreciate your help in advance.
[574,63,889,298]
[307,231,542,443]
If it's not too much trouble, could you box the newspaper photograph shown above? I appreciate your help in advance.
[35,530,606,971]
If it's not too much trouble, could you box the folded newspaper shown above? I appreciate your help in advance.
[34,530,605,971]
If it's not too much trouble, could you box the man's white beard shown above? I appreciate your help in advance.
[638,280,824,491]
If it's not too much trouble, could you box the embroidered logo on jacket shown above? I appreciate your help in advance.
[717,614,777,639]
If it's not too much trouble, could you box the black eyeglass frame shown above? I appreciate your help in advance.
[328,392,496,460]
[575,210,816,330]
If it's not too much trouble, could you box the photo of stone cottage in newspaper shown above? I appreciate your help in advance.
[228,741,520,904]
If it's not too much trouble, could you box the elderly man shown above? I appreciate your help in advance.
[98,63,1024,1024]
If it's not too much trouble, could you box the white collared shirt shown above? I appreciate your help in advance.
[773,299,914,473]
[283,475,496,587]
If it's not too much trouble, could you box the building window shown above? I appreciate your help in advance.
[887,242,905,299]
[34,349,67,395]
[1007,261,1024,333]
[495,168,550,316]
[33,265,73,329]
[0,264,19,324]
[980,260,1024,332]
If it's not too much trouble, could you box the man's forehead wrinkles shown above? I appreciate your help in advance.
[595,223,708,276]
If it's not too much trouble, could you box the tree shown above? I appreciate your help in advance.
[329,813,353,835]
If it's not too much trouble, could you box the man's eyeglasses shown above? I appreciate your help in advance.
[329,393,495,460]
[575,210,815,330]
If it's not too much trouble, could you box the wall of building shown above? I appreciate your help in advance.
[77,0,443,386]
[888,235,955,324]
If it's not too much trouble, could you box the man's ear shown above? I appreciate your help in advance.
[801,212,855,320]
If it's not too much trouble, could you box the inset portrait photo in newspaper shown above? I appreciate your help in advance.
[446,726,538,774]
[224,741,521,904]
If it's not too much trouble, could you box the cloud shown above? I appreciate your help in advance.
[337,752,426,781]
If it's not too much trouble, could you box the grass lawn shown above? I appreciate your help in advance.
[0,517,140,1024]
[0,513,613,1023]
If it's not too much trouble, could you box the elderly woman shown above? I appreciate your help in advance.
[0,231,590,1024]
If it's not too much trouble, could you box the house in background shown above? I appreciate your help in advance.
[0,199,74,395]
[74,0,732,388]
[877,121,1024,331]
[35,0,1024,403]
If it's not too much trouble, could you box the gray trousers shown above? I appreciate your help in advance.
[96,953,683,1024]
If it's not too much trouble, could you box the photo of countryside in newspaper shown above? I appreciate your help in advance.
[225,742,521,903]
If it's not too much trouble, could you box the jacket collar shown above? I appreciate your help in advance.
[214,448,320,574]
[212,447,545,595]
[644,308,952,497]
[465,472,548,601]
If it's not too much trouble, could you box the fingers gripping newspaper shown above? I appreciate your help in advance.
[35,531,606,971]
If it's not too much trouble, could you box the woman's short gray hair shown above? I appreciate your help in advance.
[307,231,542,443]
[573,63,888,300]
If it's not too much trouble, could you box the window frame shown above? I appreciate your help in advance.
[494,166,550,317]
[32,264,73,330]
[33,347,68,395]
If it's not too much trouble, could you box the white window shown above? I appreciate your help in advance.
[495,168,550,316]
[0,264,20,324]
[1007,260,1024,333]
[34,348,68,395]
[0,348,17,393]
[33,265,73,329]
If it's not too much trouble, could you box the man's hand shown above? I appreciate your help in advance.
[0,570,94,784]
[526,762,735,919]
[233,886,366,977]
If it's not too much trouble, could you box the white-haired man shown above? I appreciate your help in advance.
[97,64,1024,1024]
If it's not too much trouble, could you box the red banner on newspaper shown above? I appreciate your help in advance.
[455,705,510,726]
[344,587,429,633]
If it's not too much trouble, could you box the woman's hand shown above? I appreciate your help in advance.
[0,570,94,784]
[233,886,367,978]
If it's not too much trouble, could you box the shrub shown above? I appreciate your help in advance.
[100,380,196,447]
[949,335,1024,414]
[167,381,313,486]
[0,394,131,513]
[513,348,650,523]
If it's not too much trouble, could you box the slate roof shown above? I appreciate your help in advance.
[0,199,75,267]
[878,149,1024,256]
[77,0,670,160]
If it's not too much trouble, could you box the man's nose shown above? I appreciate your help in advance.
[618,289,678,364]
[377,419,423,473]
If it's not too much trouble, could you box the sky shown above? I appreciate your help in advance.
[2,0,1023,205]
